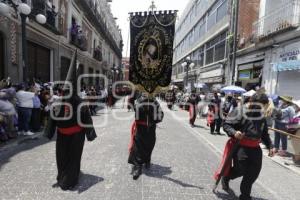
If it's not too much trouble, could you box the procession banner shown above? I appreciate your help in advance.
[129,10,177,94]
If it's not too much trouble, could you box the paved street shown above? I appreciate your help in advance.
[0,100,299,200]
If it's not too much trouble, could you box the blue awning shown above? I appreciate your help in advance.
[273,60,300,72]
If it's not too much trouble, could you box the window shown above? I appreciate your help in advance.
[88,67,94,85]
[197,47,204,67]
[214,40,226,61]
[216,0,228,22]
[206,47,214,65]
[207,11,217,30]
[205,32,227,65]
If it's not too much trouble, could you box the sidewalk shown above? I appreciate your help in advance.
[166,102,300,175]
[161,102,300,200]
[0,131,43,153]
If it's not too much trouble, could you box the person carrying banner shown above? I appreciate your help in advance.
[127,3,176,180]
[44,50,97,190]
[215,93,274,200]
[128,94,164,180]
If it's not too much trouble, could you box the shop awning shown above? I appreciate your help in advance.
[273,61,300,72]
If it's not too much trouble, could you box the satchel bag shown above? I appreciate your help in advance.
[286,116,300,135]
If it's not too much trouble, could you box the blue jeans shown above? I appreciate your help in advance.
[18,107,32,132]
[274,122,288,151]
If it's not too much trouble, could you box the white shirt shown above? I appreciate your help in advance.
[16,90,35,108]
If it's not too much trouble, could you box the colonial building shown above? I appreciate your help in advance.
[0,0,123,87]
[236,0,300,99]
[122,57,129,81]
[172,0,229,90]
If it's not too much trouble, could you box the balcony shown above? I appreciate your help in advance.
[70,26,88,51]
[93,46,103,62]
[74,0,122,58]
[253,0,300,40]
[30,0,61,34]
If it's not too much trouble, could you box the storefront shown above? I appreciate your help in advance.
[237,60,263,90]
[198,64,224,88]
[264,41,300,99]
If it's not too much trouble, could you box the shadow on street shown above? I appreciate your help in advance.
[144,163,203,190]
[0,135,52,171]
[72,172,104,194]
[214,189,268,200]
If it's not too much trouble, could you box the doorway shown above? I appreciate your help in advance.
[27,41,51,81]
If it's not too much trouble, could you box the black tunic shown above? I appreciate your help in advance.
[223,113,273,199]
[128,97,164,166]
[44,95,96,190]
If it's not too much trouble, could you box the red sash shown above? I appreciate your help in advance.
[189,105,195,119]
[57,125,83,135]
[128,120,148,152]
[214,138,260,180]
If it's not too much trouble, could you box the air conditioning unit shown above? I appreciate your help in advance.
[239,37,245,46]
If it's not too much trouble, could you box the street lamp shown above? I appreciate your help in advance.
[181,56,195,90]
[0,0,46,82]
[111,65,121,83]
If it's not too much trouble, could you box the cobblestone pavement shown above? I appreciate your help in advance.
[0,100,297,200]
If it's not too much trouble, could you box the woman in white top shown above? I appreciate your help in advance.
[16,84,35,136]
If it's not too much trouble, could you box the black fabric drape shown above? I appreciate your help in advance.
[56,131,85,189]
[128,124,156,165]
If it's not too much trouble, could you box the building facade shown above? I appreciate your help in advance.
[172,0,230,90]
[236,0,300,99]
[0,0,123,87]
[122,57,129,81]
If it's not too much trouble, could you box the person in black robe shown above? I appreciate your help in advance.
[44,51,97,190]
[210,92,222,134]
[219,93,274,200]
[127,91,137,112]
[128,94,164,180]
[188,92,200,127]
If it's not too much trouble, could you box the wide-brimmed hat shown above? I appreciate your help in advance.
[293,100,300,108]
[279,96,294,104]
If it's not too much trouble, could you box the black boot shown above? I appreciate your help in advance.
[132,165,142,180]
[145,162,151,169]
[221,176,230,192]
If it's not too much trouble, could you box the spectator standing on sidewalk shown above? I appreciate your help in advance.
[288,100,300,163]
[273,96,296,157]
[211,92,222,134]
[16,84,35,136]
[30,89,42,132]
[0,86,18,138]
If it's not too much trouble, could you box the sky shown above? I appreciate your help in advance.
[110,0,190,57]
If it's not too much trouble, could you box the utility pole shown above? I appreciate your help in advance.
[231,0,239,85]
[227,0,239,85]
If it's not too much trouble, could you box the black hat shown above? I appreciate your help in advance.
[252,93,269,105]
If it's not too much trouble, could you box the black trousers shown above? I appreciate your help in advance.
[210,118,222,133]
[227,146,262,200]
[56,132,85,190]
[30,108,41,132]
[128,125,156,167]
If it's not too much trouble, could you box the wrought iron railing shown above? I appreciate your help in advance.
[30,0,61,34]
[93,46,103,61]
[70,26,88,51]
[253,0,300,39]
